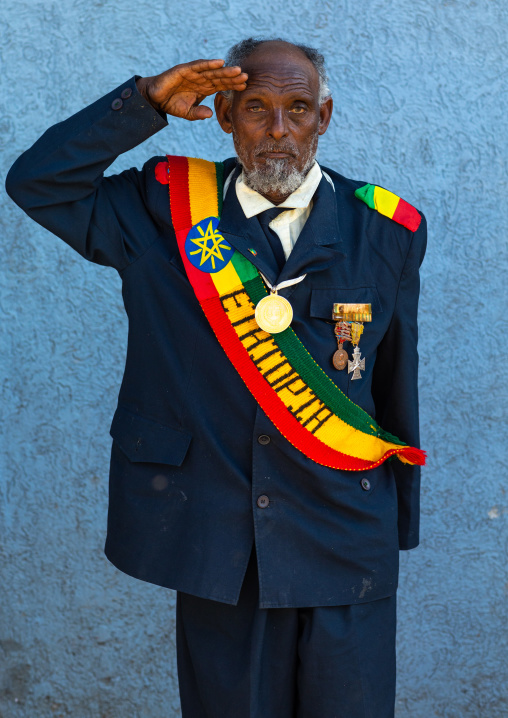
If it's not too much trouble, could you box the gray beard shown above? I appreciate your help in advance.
[232,128,319,198]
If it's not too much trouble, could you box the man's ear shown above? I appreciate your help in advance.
[318,97,333,136]
[215,92,233,134]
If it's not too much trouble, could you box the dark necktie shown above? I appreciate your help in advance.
[257,207,288,274]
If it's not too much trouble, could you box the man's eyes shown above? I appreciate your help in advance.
[245,105,308,113]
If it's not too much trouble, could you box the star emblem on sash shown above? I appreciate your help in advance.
[190,220,231,269]
[185,216,234,273]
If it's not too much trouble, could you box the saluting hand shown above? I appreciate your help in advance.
[136,59,248,120]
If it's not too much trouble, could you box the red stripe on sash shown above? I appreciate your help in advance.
[168,156,192,232]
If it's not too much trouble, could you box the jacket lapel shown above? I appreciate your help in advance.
[277,172,345,285]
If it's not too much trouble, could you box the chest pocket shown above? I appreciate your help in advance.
[306,286,383,401]
[310,286,383,321]
[110,405,192,466]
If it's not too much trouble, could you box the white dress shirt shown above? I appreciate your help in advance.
[223,161,323,260]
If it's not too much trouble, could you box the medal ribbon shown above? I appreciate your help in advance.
[260,272,307,293]
[165,155,425,471]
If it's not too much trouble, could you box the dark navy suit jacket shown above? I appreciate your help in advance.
[6,77,427,608]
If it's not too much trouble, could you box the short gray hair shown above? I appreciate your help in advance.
[222,37,331,105]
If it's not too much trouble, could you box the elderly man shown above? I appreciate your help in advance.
[6,38,426,718]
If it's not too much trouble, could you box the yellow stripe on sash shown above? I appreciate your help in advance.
[188,158,220,224]
[212,260,243,296]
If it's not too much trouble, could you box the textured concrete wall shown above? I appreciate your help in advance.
[1,0,507,716]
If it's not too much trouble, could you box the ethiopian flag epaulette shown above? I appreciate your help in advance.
[355,183,421,232]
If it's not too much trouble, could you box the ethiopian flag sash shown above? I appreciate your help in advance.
[164,155,425,471]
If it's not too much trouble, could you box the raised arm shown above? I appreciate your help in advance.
[5,60,247,272]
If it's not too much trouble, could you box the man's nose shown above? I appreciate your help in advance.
[267,108,288,140]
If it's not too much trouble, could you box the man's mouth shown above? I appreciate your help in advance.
[256,150,297,161]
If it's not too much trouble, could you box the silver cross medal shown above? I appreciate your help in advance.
[348,345,366,380]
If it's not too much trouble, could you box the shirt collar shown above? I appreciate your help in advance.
[231,160,322,219]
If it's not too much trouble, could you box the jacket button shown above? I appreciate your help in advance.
[258,434,271,445]
[257,495,270,509]
[111,98,123,110]
[120,87,132,99]
[360,478,371,491]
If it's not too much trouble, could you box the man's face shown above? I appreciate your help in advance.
[215,42,333,202]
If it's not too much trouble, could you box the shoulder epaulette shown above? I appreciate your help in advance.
[355,183,421,232]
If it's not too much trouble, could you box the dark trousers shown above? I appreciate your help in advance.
[176,551,396,718]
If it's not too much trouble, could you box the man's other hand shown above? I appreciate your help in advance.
[136,60,248,120]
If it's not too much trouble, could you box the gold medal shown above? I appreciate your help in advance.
[255,293,293,334]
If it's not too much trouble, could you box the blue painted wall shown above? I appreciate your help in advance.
[1,1,507,715]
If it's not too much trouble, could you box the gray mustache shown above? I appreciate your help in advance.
[254,143,298,157]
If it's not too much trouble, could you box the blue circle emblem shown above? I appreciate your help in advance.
[185,216,234,273]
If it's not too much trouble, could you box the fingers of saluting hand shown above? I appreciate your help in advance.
[185,58,242,74]
[200,68,248,90]
[178,60,248,93]
[143,59,248,119]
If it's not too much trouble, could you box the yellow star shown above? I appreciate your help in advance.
[189,220,231,270]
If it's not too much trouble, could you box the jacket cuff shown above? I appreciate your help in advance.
[97,75,168,149]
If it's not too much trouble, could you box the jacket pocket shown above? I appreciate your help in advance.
[308,286,383,404]
[310,286,383,320]
[109,405,192,466]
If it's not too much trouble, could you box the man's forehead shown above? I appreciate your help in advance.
[241,73,316,98]
[240,42,319,93]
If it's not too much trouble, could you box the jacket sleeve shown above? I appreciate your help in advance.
[372,213,427,550]
[5,76,168,272]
